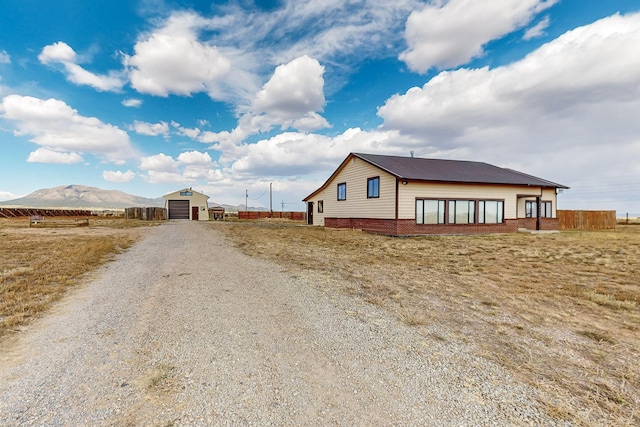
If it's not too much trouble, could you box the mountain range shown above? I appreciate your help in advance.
[0,185,259,211]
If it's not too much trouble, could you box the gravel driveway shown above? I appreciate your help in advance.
[0,221,559,426]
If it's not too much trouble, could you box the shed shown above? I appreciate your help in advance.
[163,188,210,221]
[209,206,225,220]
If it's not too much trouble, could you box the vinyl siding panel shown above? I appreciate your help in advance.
[397,182,530,220]
[309,157,396,224]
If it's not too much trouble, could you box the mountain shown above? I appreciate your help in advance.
[0,185,164,209]
[0,185,266,211]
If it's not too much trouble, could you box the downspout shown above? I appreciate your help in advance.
[536,187,542,231]
[395,177,400,235]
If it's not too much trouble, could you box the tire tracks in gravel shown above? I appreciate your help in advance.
[1,221,559,426]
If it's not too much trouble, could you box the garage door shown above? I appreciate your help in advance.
[168,200,189,219]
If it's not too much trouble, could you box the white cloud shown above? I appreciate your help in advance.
[212,0,419,69]
[201,55,330,149]
[291,112,331,133]
[137,123,435,205]
[253,55,327,123]
[27,147,83,164]
[1,94,136,164]
[0,50,10,64]
[124,2,420,106]
[523,15,551,40]
[139,153,179,172]
[39,42,125,92]
[131,120,170,137]
[177,150,212,166]
[400,0,557,72]
[122,98,142,108]
[39,42,77,63]
[125,12,232,97]
[103,170,136,183]
[0,190,19,201]
[138,150,222,184]
[171,121,201,139]
[230,128,413,178]
[379,12,640,207]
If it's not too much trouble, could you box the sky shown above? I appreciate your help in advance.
[1,0,639,213]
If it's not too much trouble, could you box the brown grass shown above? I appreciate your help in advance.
[0,217,157,338]
[220,221,640,426]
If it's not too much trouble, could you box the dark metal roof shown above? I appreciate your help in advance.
[354,153,569,188]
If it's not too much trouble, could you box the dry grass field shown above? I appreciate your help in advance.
[222,221,640,426]
[0,217,157,338]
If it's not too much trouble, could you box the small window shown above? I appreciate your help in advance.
[525,201,534,218]
[367,177,380,198]
[526,200,552,218]
[337,183,346,201]
[317,200,324,213]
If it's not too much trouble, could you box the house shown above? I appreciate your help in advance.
[302,153,569,235]
[163,188,210,221]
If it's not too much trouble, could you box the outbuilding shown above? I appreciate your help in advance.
[163,188,210,221]
[303,152,569,235]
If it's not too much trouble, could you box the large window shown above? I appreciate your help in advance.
[337,183,347,201]
[417,199,504,225]
[416,199,446,224]
[478,200,504,224]
[448,200,475,224]
[525,200,552,218]
[367,177,380,198]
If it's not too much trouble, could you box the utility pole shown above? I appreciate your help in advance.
[245,190,248,211]
[269,183,273,215]
[281,200,285,212]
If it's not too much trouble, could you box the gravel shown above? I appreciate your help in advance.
[0,221,564,426]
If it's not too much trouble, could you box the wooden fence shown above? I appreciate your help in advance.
[0,207,94,218]
[238,211,306,221]
[125,207,167,221]
[557,210,616,230]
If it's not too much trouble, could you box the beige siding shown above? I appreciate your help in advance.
[517,188,558,218]
[309,157,396,225]
[398,182,530,220]
[163,189,210,221]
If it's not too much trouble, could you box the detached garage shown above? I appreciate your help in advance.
[163,188,210,221]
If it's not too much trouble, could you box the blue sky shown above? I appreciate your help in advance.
[1,0,639,212]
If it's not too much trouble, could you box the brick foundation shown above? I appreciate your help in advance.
[324,217,559,236]
[517,218,560,231]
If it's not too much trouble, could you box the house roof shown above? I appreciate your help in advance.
[355,153,569,187]
[303,152,568,201]
[162,188,209,199]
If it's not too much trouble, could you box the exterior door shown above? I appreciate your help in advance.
[307,202,314,225]
[191,206,199,220]
[168,200,189,219]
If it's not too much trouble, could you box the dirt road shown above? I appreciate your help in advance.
[0,222,556,425]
